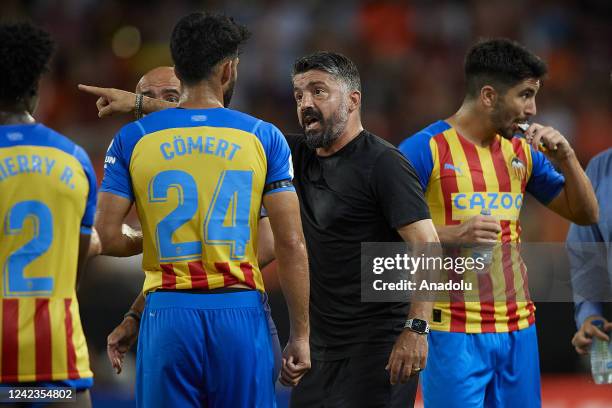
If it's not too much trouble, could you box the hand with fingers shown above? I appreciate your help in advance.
[524,123,574,162]
[459,213,501,244]
[107,315,140,374]
[572,316,612,355]
[279,337,311,387]
[386,329,428,385]
[78,84,138,118]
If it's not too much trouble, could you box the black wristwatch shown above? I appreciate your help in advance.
[404,318,430,334]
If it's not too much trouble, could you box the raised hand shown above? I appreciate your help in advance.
[78,84,137,118]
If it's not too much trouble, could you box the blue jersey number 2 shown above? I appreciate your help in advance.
[149,170,253,262]
[149,171,202,262]
[3,201,54,297]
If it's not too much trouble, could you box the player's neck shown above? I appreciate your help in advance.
[447,103,497,147]
[0,110,36,125]
[178,82,224,110]
[316,117,364,157]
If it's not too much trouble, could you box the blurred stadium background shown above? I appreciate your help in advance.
[2,0,610,406]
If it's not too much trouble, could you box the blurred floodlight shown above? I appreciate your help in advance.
[112,26,141,59]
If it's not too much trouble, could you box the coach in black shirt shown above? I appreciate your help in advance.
[286,52,439,408]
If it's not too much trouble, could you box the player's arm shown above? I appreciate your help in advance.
[263,190,310,386]
[78,84,177,118]
[525,123,598,225]
[257,215,276,269]
[435,215,501,244]
[87,227,102,258]
[545,170,598,225]
[94,192,143,256]
[385,220,438,385]
[107,292,144,374]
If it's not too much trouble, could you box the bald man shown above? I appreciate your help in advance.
[135,66,181,103]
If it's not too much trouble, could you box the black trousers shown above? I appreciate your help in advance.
[290,352,418,408]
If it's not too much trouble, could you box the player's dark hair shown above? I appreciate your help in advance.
[170,12,250,85]
[0,21,54,104]
[464,38,547,98]
[292,51,361,92]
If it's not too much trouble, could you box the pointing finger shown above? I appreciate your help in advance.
[78,84,109,97]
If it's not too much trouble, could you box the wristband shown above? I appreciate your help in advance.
[135,93,144,119]
[264,179,293,193]
[124,310,141,323]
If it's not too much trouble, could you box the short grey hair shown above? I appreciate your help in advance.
[292,51,361,92]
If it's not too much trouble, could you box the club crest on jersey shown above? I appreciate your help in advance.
[511,156,526,181]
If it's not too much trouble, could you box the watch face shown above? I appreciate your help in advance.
[412,319,427,333]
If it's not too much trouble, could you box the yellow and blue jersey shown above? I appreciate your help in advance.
[0,123,96,384]
[101,107,294,295]
[399,120,565,333]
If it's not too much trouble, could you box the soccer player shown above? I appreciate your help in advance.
[399,38,598,407]
[567,147,611,355]
[103,66,282,382]
[287,52,439,408]
[90,13,310,407]
[0,22,97,406]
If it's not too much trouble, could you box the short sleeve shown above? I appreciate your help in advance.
[74,145,97,234]
[100,131,134,201]
[398,132,435,192]
[254,122,295,195]
[526,147,565,205]
[372,148,431,229]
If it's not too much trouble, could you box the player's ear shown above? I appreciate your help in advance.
[480,85,497,108]
[220,58,234,88]
[348,90,361,112]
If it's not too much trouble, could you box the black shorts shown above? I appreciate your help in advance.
[290,352,418,408]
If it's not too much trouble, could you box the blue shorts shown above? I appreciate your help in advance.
[136,290,276,408]
[261,291,282,381]
[422,324,541,408]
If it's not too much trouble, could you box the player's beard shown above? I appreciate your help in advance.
[303,100,349,150]
[223,78,235,108]
[490,99,515,139]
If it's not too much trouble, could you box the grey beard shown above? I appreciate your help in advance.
[304,106,348,149]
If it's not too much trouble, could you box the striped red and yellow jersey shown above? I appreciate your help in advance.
[0,124,97,384]
[100,108,294,295]
[399,120,565,333]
